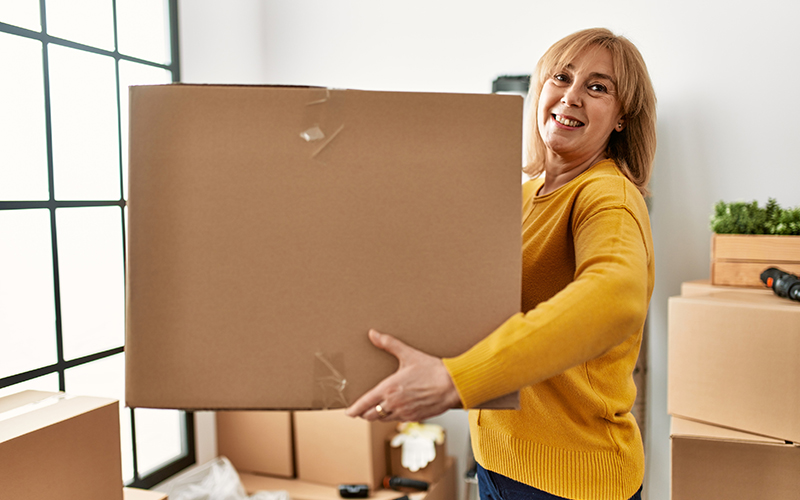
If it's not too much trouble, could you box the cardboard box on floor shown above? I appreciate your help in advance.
[240,456,457,500]
[294,409,395,491]
[123,487,168,500]
[0,390,122,500]
[125,84,523,411]
[668,289,800,442]
[217,410,295,478]
[671,417,800,499]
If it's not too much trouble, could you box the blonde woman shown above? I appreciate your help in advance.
[347,28,656,500]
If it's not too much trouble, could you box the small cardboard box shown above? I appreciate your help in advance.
[0,390,123,500]
[711,233,800,287]
[216,410,294,478]
[671,417,800,499]
[240,456,456,500]
[125,84,523,411]
[293,409,395,490]
[123,487,168,500]
[668,291,800,442]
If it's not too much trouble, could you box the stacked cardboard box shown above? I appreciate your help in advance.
[0,390,123,500]
[668,281,800,497]
[216,408,455,499]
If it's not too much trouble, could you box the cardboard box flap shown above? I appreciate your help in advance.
[0,391,117,443]
[671,417,790,445]
[126,85,523,410]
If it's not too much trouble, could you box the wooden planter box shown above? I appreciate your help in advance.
[711,234,800,287]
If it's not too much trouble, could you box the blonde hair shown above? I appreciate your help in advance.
[522,28,657,196]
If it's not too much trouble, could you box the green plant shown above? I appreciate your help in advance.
[710,198,800,235]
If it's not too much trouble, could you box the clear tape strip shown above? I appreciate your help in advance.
[313,351,349,409]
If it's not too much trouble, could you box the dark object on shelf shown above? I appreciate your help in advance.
[383,475,429,491]
[338,484,369,498]
[492,75,530,94]
[761,267,800,302]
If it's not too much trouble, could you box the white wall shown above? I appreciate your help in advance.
[178,1,800,499]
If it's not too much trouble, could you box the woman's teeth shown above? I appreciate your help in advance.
[554,115,583,127]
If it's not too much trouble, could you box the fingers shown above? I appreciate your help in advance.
[368,329,414,361]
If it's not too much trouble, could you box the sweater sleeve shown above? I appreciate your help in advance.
[443,182,652,409]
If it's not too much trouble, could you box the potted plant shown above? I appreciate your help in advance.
[709,199,800,287]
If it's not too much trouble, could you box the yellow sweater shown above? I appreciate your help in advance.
[443,159,654,500]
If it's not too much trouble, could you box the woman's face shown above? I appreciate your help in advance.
[537,46,625,167]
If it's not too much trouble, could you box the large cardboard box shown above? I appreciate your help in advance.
[240,456,456,500]
[125,84,523,410]
[668,291,800,441]
[216,410,295,478]
[671,417,800,499]
[294,409,395,490]
[0,390,123,500]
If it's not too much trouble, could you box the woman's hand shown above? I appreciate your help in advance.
[345,329,462,422]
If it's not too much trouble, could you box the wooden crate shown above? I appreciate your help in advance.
[711,234,800,287]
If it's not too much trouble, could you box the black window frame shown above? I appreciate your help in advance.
[0,0,194,489]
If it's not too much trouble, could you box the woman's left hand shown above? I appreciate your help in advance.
[344,329,462,422]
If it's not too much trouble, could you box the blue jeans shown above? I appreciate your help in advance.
[477,464,643,500]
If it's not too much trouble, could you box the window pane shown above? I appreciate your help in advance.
[0,209,57,379]
[65,353,133,482]
[0,33,48,201]
[48,43,120,201]
[0,373,60,399]
[0,0,41,32]
[117,0,171,65]
[134,408,185,475]
[56,206,124,360]
[45,0,114,50]
[118,61,172,200]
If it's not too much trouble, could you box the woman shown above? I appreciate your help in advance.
[346,27,656,500]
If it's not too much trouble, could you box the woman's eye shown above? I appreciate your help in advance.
[589,83,607,93]
[554,73,569,83]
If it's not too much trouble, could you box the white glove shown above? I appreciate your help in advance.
[390,422,445,472]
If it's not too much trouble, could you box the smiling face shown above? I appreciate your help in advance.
[537,45,625,170]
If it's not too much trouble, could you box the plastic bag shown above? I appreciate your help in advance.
[162,456,290,500]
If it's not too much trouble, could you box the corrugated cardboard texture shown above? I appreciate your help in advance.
[0,390,122,500]
[671,417,800,499]
[216,410,294,478]
[668,292,800,442]
[126,85,523,410]
[294,409,396,490]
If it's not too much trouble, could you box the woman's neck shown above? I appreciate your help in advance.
[539,152,608,196]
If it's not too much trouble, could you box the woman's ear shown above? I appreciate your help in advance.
[616,116,626,132]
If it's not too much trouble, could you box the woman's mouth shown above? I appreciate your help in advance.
[553,114,584,127]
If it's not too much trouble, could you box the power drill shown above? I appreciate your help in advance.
[760,267,800,302]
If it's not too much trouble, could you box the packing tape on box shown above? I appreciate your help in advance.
[300,88,346,161]
[313,351,349,409]
[0,393,73,423]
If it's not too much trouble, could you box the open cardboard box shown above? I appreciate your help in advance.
[671,417,800,499]
[126,84,523,411]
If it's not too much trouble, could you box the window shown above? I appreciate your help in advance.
[0,0,193,488]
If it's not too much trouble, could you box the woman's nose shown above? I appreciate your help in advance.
[560,85,582,107]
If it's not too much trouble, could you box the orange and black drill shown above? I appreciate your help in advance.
[760,267,800,302]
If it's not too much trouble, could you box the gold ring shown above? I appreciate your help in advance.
[375,404,388,419]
